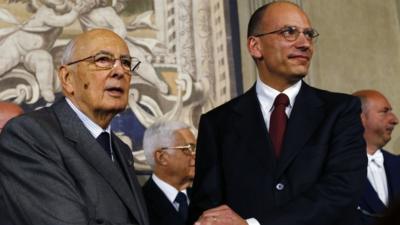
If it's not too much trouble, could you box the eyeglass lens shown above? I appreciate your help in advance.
[93,53,140,71]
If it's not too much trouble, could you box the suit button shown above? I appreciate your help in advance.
[276,183,285,191]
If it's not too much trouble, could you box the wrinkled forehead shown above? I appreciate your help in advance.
[262,3,312,30]
[73,30,129,59]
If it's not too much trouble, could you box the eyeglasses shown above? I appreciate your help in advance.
[253,25,319,42]
[66,51,141,73]
[160,143,196,155]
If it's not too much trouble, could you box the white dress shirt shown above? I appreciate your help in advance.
[256,77,302,130]
[151,174,189,211]
[367,149,388,206]
[66,98,114,160]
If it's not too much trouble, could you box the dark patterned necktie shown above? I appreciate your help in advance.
[97,132,111,158]
[269,93,289,157]
[175,192,188,221]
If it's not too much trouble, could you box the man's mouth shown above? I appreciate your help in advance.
[105,87,124,96]
[288,54,310,62]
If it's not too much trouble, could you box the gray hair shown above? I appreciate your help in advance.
[143,120,190,168]
[61,38,77,65]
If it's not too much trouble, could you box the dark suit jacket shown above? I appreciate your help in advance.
[358,150,400,225]
[142,177,186,225]
[0,98,149,225]
[189,81,367,225]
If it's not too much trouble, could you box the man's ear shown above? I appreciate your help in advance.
[154,150,168,166]
[360,112,367,127]
[58,65,74,95]
[247,36,263,59]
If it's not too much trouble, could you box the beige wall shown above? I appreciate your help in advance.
[238,0,400,153]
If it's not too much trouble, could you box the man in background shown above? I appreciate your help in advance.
[353,90,400,225]
[190,1,366,225]
[0,29,149,225]
[142,120,196,225]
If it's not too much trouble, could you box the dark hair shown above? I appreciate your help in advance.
[247,1,300,37]
[247,3,272,37]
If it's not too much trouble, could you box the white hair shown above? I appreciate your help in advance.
[143,120,190,169]
[61,38,77,65]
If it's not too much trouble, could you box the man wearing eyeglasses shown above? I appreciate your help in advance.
[190,2,366,225]
[0,29,149,225]
[141,120,196,225]
[353,90,400,225]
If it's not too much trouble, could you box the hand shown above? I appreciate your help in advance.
[194,205,247,225]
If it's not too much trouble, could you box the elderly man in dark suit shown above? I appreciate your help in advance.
[353,90,400,225]
[142,120,196,225]
[0,29,149,225]
[189,1,367,225]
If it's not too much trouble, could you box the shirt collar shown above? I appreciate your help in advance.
[256,77,302,113]
[65,98,111,138]
[152,174,188,204]
[367,149,384,168]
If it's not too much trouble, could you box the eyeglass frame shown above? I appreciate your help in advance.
[65,51,141,73]
[252,25,319,42]
[160,143,196,155]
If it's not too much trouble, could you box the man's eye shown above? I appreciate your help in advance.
[304,30,315,38]
[121,58,132,67]
[95,56,113,64]
[282,27,297,36]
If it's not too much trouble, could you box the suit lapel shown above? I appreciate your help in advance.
[231,86,276,171]
[383,151,400,201]
[112,135,149,225]
[145,178,184,224]
[53,99,146,224]
[276,82,325,177]
[363,180,387,213]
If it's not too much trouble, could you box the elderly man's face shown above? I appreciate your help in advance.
[251,3,314,83]
[167,128,196,182]
[65,30,131,119]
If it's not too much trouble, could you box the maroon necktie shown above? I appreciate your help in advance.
[269,93,289,157]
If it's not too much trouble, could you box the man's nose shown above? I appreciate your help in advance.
[111,59,126,78]
[295,32,312,49]
[390,112,399,125]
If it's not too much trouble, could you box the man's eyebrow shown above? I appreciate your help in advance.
[96,50,113,55]
[97,50,130,58]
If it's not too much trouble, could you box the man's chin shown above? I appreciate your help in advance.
[288,73,307,83]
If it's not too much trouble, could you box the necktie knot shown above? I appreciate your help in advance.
[273,93,289,107]
[175,192,188,221]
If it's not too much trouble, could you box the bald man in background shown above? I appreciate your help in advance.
[353,90,400,225]
[0,102,23,132]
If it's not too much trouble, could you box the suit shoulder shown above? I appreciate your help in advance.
[309,86,361,111]
[202,89,253,119]
[312,86,358,104]
[382,149,400,159]
[3,106,56,134]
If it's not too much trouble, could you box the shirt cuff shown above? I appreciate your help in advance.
[246,218,260,225]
